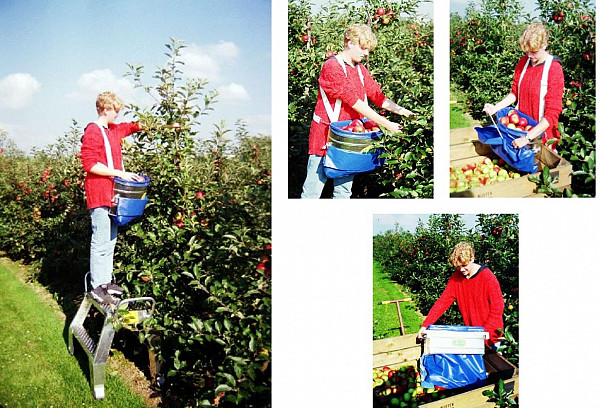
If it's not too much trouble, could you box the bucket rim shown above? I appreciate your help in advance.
[114,174,150,187]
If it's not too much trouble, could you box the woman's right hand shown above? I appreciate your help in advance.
[118,171,144,182]
[416,326,427,342]
[384,121,402,134]
[482,103,497,116]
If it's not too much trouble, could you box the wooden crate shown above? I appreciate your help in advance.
[373,335,518,408]
[450,127,572,197]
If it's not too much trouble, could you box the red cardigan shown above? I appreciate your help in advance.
[80,121,140,209]
[307,57,387,156]
[421,265,505,345]
[511,55,564,146]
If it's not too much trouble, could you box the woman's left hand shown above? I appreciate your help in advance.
[511,136,529,149]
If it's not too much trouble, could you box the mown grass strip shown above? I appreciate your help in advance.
[0,259,147,408]
[373,262,423,339]
[450,104,473,129]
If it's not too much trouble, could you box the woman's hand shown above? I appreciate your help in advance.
[383,121,402,134]
[511,136,529,149]
[416,327,427,342]
[482,103,498,116]
[118,171,145,182]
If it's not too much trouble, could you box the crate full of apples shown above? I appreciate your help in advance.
[450,157,522,193]
[373,365,457,407]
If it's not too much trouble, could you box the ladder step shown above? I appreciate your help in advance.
[86,294,116,316]
[72,325,97,356]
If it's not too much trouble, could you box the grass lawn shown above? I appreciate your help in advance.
[450,104,472,129]
[373,262,423,339]
[0,258,148,408]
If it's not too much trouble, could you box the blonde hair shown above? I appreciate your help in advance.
[518,23,549,53]
[344,23,377,51]
[449,242,475,267]
[96,91,124,114]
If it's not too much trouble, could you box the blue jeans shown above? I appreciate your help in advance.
[89,207,118,289]
[301,154,354,198]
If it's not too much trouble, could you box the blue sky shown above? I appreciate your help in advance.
[451,0,541,16]
[0,0,271,153]
[373,214,479,236]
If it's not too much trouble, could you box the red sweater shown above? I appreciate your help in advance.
[308,57,387,156]
[80,121,140,209]
[511,55,564,145]
[421,265,505,345]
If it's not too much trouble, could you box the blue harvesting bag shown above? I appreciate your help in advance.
[420,325,488,390]
[420,353,487,390]
[110,196,149,227]
[110,175,150,226]
[323,119,385,179]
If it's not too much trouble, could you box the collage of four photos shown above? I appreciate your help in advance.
[0,0,597,407]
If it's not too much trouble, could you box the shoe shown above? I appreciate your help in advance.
[90,285,119,305]
[106,282,124,297]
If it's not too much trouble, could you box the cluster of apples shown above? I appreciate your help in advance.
[499,109,532,132]
[450,157,522,193]
[373,365,449,407]
[339,119,381,134]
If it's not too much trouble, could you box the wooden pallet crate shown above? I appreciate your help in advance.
[373,334,518,408]
[450,127,572,197]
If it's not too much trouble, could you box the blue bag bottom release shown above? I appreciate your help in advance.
[323,145,385,179]
[420,353,487,390]
[110,197,148,227]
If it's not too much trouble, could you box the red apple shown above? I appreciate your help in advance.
[363,120,377,129]
[518,117,528,127]
[353,124,365,133]
[509,112,520,124]
[301,34,309,42]
[377,7,386,15]
[499,116,509,126]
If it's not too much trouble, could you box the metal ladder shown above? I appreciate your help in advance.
[68,273,155,400]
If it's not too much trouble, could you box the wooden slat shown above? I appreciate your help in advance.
[373,335,422,369]
[419,377,518,408]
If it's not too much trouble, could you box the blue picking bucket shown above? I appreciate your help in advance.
[113,175,150,199]
[323,119,385,178]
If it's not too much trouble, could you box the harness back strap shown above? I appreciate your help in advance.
[315,55,367,124]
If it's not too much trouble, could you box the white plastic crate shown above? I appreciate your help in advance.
[424,325,489,355]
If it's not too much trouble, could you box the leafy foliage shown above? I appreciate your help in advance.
[288,0,433,198]
[0,39,271,407]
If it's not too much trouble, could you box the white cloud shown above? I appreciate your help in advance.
[0,73,41,109]
[216,83,251,102]
[243,113,271,135]
[67,69,136,103]
[180,41,240,80]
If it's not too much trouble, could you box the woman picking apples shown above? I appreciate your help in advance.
[483,23,564,151]
[416,242,505,351]
[301,23,417,198]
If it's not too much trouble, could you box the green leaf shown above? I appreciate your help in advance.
[215,384,233,393]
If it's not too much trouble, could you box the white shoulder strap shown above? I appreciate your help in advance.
[539,55,553,121]
[96,122,124,171]
[515,58,529,111]
[516,55,553,121]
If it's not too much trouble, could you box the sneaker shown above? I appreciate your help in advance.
[106,282,124,297]
[90,285,119,305]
